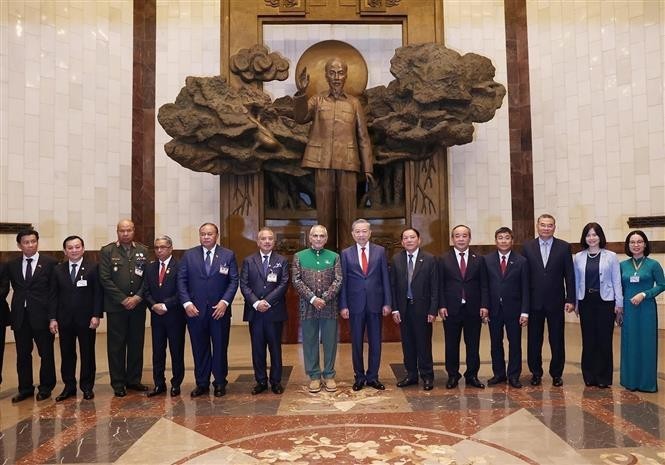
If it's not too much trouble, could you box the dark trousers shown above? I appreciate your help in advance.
[527,306,565,378]
[187,311,231,388]
[400,302,433,381]
[349,310,382,383]
[151,316,186,389]
[0,325,6,385]
[443,305,482,378]
[488,306,522,379]
[249,317,283,385]
[14,319,56,394]
[316,169,357,249]
[579,292,616,385]
[107,309,146,390]
[58,323,97,392]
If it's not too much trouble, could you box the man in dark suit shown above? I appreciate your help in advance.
[50,235,102,401]
[339,219,391,391]
[390,228,438,391]
[0,261,11,387]
[99,219,149,397]
[484,227,530,389]
[178,222,239,398]
[144,235,186,397]
[240,228,289,395]
[521,214,575,387]
[6,229,58,402]
[438,225,489,389]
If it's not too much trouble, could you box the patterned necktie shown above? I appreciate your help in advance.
[159,262,166,286]
[361,247,368,275]
[500,255,507,276]
[407,254,414,299]
[205,250,212,275]
[262,255,269,276]
[25,258,33,281]
[70,263,78,283]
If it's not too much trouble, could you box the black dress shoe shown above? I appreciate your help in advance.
[352,381,365,391]
[271,383,284,394]
[396,377,418,388]
[466,377,486,389]
[423,379,434,391]
[114,388,127,397]
[147,386,166,397]
[446,374,462,389]
[367,380,385,390]
[251,383,268,395]
[214,385,226,397]
[508,377,522,388]
[584,381,596,387]
[190,386,209,397]
[36,391,52,401]
[55,390,76,402]
[598,383,609,389]
[552,377,563,387]
[530,375,542,386]
[83,390,95,400]
[487,375,507,386]
[11,392,33,403]
[170,386,181,396]
[126,383,149,392]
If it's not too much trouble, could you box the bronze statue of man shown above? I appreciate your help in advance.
[294,57,374,248]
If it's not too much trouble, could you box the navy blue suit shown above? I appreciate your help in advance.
[144,257,186,390]
[484,251,530,379]
[240,252,289,385]
[51,258,103,393]
[439,249,489,379]
[339,243,391,383]
[521,237,574,379]
[178,245,239,388]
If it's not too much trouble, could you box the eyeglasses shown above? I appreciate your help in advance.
[154,245,172,250]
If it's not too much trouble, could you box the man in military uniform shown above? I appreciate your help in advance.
[99,219,149,397]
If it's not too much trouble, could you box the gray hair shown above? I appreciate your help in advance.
[351,218,371,231]
[154,235,173,247]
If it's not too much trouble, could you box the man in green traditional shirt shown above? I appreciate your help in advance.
[292,225,342,393]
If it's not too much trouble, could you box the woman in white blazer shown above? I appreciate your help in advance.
[573,222,623,388]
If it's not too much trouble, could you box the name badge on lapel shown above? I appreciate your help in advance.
[76,279,88,287]
[219,264,229,275]
[267,272,277,283]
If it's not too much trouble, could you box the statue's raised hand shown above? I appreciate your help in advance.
[296,67,310,92]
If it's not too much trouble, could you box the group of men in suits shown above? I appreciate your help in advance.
[0,213,574,400]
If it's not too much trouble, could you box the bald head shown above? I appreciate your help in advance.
[116,219,135,245]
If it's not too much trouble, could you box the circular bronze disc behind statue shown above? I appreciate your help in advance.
[295,40,369,98]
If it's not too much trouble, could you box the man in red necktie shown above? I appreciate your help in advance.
[438,225,489,389]
[339,219,392,391]
[484,227,530,389]
[143,235,186,398]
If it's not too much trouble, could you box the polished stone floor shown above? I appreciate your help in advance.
[0,324,663,465]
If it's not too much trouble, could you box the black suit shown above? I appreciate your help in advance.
[240,252,289,385]
[439,249,489,379]
[7,254,58,395]
[0,262,10,385]
[143,258,186,390]
[484,251,529,379]
[390,250,438,381]
[51,258,103,392]
[521,237,574,378]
